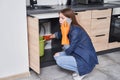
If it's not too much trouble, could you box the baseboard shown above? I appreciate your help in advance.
[0,71,30,80]
[97,47,120,55]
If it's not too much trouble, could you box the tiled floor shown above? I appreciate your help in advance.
[16,51,120,80]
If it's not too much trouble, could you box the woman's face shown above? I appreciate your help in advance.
[59,13,67,24]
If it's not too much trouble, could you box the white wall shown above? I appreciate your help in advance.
[104,0,120,3]
[0,0,29,78]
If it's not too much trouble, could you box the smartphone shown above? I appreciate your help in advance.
[66,18,72,25]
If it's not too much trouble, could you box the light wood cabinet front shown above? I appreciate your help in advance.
[75,10,91,36]
[91,34,109,51]
[92,9,111,18]
[108,42,120,49]
[91,9,111,52]
[76,9,112,52]
[91,17,110,36]
[27,16,40,74]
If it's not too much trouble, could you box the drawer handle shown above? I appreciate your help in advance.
[97,8,108,10]
[97,17,107,20]
[95,34,105,37]
[74,13,78,15]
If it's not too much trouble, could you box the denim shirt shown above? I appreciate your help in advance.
[54,25,99,76]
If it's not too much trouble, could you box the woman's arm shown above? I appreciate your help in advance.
[65,29,81,55]
[51,31,62,39]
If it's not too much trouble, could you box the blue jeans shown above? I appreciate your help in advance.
[54,45,79,73]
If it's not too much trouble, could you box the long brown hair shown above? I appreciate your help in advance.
[60,8,88,34]
[60,8,80,26]
[60,8,89,36]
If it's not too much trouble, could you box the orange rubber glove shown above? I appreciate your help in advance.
[61,20,70,45]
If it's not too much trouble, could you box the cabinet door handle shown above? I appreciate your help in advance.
[95,34,105,37]
[97,17,107,20]
[74,12,78,15]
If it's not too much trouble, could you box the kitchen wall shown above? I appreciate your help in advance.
[104,0,120,3]
[0,0,29,78]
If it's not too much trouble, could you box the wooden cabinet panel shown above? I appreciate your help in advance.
[108,42,120,49]
[27,16,40,74]
[76,9,112,52]
[90,9,112,51]
[91,17,110,36]
[92,9,112,18]
[75,11,91,35]
[91,34,109,52]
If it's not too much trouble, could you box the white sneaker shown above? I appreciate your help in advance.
[72,73,86,80]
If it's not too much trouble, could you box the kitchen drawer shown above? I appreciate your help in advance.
[91,34,109,52]
[91,17,110,36]
[75,10,91,35]
[92,9,112,18]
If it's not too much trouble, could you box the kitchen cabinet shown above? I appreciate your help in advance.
[91,9,111,51]
[27,8,120,74]
[27,13,59,74]
[76,8,112,52]
[28,11,92,73]
[27,16,40,74]
[75,10,91,35]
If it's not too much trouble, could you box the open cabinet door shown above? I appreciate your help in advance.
[27,16,40,74]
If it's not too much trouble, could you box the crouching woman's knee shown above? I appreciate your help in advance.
[54,52,60,60]
[54,55,62,66]
[54,57,63,67]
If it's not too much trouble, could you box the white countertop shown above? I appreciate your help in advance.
[31,13,59,19]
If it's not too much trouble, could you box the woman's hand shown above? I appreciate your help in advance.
[50,34,55,39]
[61,20,70,34]
[61,20,70,45]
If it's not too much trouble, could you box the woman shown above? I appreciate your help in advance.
[50,8,98,80]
